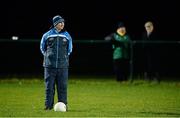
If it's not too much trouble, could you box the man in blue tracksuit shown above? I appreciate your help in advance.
[40,15,73,110]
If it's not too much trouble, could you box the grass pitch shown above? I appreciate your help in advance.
[0,76,180,117]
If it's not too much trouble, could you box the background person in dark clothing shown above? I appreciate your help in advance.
[105,22,131,82]
[142,21,159,82]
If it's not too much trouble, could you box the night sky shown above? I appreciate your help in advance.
[0,0,179,40]
[0,0,179,76]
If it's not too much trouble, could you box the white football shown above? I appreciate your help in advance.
[54,102,66,112]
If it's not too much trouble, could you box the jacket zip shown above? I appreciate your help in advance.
[56,38,59,68]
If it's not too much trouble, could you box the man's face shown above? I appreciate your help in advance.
[117,27,126,36]
[55,22,65,31]
[145,22,154,34]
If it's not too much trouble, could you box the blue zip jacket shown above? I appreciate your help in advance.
[40,28,73,68]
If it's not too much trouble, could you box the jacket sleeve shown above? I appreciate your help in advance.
[65,32,73,55]
[104,33,114,41]
[40,34,47,56]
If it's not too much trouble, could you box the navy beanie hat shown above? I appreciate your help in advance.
[117,22,125,28]
[53,15,65,26]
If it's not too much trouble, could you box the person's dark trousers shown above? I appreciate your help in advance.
[143,53,160,82]
[56,68,68,105]
[44,67,68,109]
[113,59,129,81]
[44,68,56,109]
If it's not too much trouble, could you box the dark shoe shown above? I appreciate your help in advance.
[144,72,149,81]
[44,107,49,110]
[152,77,160,84]
[66,105,68,111]
[44,107,52,110]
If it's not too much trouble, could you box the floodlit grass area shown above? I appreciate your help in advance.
[0,76,180,117]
